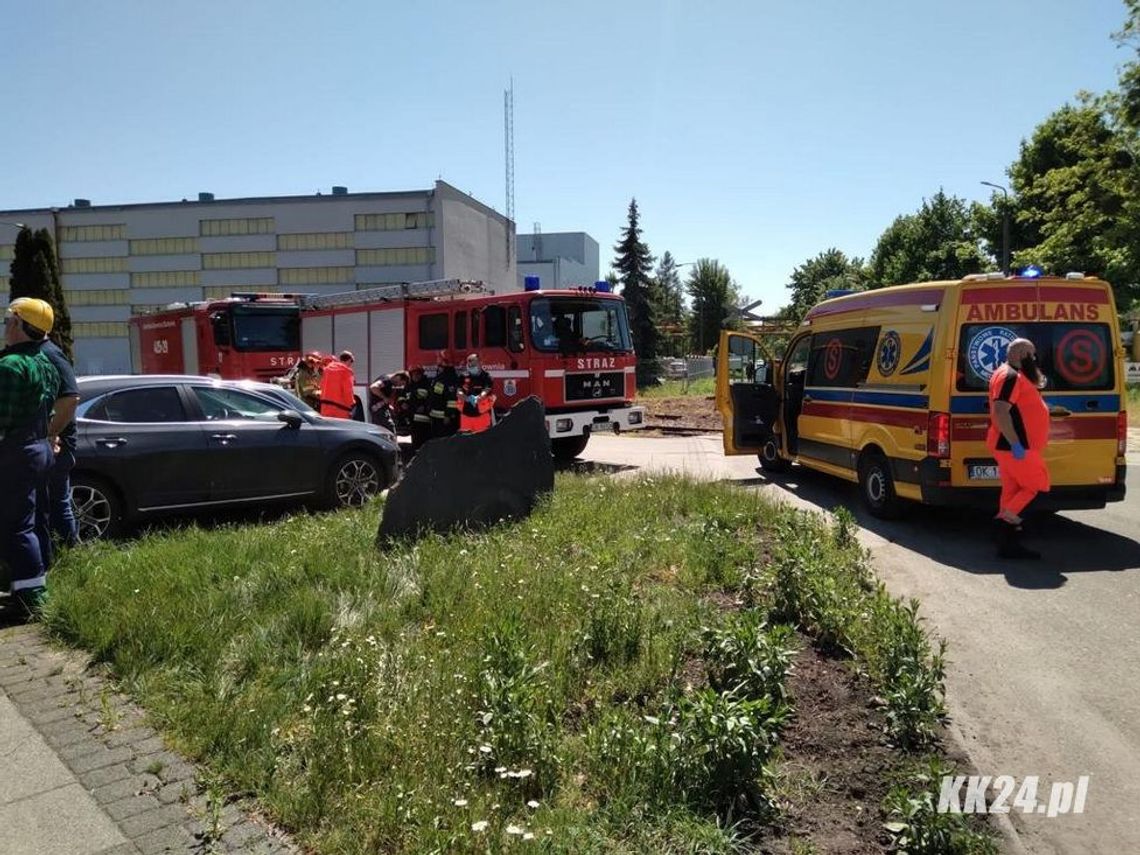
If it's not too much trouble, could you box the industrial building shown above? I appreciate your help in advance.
[0,181,516,374]
[516,231,600,290]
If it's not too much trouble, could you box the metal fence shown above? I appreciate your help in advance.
[658,357,715,391]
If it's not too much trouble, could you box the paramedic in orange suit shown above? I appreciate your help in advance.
[319,354,355,419]
[987,338,1051,559]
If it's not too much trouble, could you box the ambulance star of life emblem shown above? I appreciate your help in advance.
[877,331,901,377]
[967,326,1017,381]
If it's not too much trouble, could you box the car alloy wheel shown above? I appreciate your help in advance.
[334,457,381,507]
[71,482,114,542]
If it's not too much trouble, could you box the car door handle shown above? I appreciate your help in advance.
[95,437,128,449]
[1049,406,1072,418]
[802,394,813,403]
[210,433,238,444]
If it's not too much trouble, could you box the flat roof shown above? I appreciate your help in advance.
[0,179,506,223]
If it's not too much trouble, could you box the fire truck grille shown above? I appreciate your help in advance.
[564,371,624,402]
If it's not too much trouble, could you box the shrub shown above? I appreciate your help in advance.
[884,760,998,854]
[703,613,795,705]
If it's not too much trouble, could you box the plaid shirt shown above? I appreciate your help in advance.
[0,341,61,435]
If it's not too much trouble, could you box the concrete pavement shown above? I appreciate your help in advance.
[0,622,296,855]
[581,432,1140,855]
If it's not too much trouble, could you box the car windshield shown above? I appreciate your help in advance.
[529,297,632,354]
[229,307,300,352]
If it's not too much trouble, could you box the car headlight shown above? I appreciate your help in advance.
[628,411,643,425]
[555,418,573,433]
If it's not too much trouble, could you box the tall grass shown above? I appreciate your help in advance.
[44,473,950,852]
[637,376,716,399]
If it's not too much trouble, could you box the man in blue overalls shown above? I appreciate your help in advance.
[1,298,60,616]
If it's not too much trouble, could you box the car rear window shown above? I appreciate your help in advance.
[956,323,1115,392]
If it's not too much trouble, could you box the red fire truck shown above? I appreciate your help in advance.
[299,278,646,458]
[128,294,302,381]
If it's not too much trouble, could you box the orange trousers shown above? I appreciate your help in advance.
[994,449,1050,517]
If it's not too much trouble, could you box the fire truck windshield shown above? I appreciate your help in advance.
[228,306,300,352]
[529,297,632,354]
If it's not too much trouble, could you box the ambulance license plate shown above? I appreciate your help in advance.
[968,464,999,481]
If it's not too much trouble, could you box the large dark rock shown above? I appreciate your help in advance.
[377,396,554,542]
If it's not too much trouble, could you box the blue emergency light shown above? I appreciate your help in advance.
[1019,265,1042,279]
[594,280,612,293]
[524,275,541,291]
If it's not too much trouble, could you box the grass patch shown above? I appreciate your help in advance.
[637,376,715,399]
[45,473,951,853]
[1127,384,1139,412]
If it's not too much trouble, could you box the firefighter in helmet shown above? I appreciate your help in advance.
[405,363,433,451]
[293,351,323,410]
[429,350,460,439]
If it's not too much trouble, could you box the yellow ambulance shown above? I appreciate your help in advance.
[716,272,1128,517]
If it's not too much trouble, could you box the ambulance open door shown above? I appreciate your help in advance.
[715,330,780,456]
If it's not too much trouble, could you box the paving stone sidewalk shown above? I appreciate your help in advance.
[0,620,298,855]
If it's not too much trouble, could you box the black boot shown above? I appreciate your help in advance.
[996,520,1041,560]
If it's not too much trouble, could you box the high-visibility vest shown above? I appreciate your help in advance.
[458,391,496,433]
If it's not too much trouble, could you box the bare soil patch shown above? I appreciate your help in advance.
[642,395,722,432]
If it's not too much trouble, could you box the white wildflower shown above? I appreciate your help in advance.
[471,820,489,832]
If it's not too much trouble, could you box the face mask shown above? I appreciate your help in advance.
[467,361,480,374]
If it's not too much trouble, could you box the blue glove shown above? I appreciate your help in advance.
[1011,441,1026,461]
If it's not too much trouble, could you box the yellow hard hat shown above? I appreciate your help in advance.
[6,298,55,334]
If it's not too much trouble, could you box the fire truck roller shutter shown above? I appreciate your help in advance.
[304,315,334,359]
[333,311,368,371]
[181,317,198,374]
[369,308,405,380]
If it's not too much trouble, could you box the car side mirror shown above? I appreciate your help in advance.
[277,409,304,429]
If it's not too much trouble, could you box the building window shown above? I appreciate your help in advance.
[60,256,129,274]
[279,266,354,286]
[277,232,352,251]
[62,289,130,306]
[61,224,125,242]
[131,270,200,288]
[355,246,435,266]
[199,217,275,237]
[129,237,198,255]
[203,285,280,299]
[354,212,434,231]
[201,251,276,269]
[73,321,129,338]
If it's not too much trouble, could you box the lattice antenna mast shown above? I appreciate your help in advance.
[504,79,515,267]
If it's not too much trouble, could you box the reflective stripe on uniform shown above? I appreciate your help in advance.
[429,409,446,418]
[11,574,46,592]
[413,414,431,423]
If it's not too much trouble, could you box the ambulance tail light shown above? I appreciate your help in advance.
[1118,411,1128,457]
[927,412,951,458]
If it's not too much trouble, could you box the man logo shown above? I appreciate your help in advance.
[967,326,1017,381]
[878,331,901,377]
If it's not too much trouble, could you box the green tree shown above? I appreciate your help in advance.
[612,199,659,384]
[784,248,865,322]
[8,227,73,360]
[867,190,987,287]
[1113,0,1140,130]
[685,259,739,354]
[653,251,685,327]
[1005,98,1139,306]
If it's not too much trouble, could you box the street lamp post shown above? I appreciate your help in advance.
[980,181,1010,276]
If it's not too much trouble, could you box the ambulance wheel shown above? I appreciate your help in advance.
[322,452,383,509]
[858,451,901,519]
[758,437,791,473]
[70,475,124,542]
[552,435,590,461]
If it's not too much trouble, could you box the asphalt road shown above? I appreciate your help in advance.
[580,432,1140,855]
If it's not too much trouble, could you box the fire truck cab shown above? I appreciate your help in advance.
[129,294,301,382]
[299,277,646,458]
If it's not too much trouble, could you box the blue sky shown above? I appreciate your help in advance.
[0,0,1130,310]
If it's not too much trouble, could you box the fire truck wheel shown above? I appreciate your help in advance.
[757,437,791,473]
[857,450,902,520]
[322,451,384,510]
[551,434,590,461]
[70,475,124,542]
